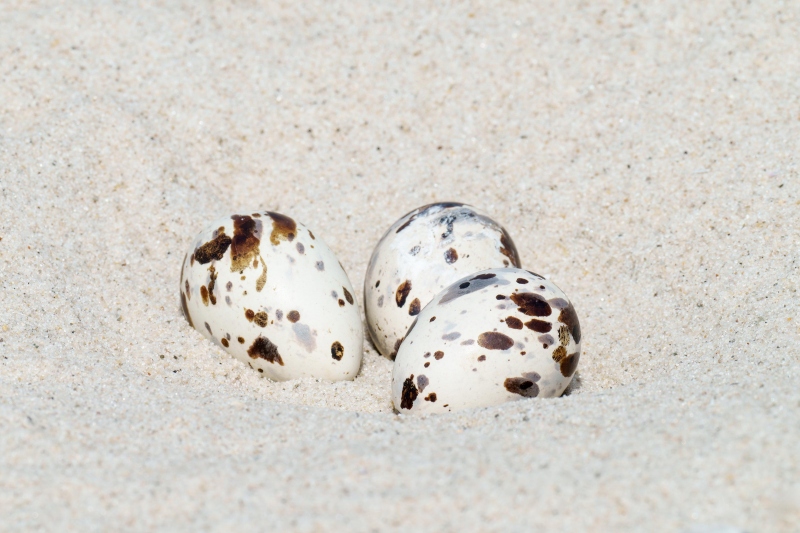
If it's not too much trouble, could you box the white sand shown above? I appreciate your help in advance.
[1,0,798,530]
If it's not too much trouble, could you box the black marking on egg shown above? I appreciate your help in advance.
[504,372,541,397]
[194,231,232,264]
[400,374,418,409]
[509,292,552,317]
[331,341,344,361]
[247,336,284,365]
[395,280,412,307]
[525,319,552,333]
[408,298,421,316]
[558,303,581,343]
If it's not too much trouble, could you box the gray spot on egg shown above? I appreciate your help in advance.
[292,323,316,352]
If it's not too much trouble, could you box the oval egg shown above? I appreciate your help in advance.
[391,267,581,413]
[180,211,363,381]
[364,202,520,359]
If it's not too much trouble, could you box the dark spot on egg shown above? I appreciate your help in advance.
[496,294,506,300]
[505,316,523,330]
[459,282,470,289]
[342,287,354,305]
[499,231,521,267]
[221,338,229,348]
[444,248,458,264]
[525,319,552,333]
[207,266,218,305]
[477,355,486,362]
[254,311,269,327]
[205,322,212,334]
[504,372,541,397]
[400,374,418,409]
[194,231,232,264]
[275,309,283,320]
[238,337,245,344]
[331,341,344,361]
[315,261,324,271]
[180,292,194,327]
[425,393,437,402]
[430,316,436,322]
[560,351,580,377]
[509,292,552,317]
[230,215,262,272]
[408,298,421,316]
[516,278,528,284]
[375,280,380,288]
[247,336,284,365]
[200,285,209,306]
[185,280,190,298]
[390,337,404,361]
[265,212,296,245]
[308,230,315,240]
[287,310,300,323]
[338,299,345,307]
[424,362,430,367]
[245,309,255,322]
[477,332,514,350]
[434,350,444,360]
[226,281,232,291]
[296,242,305,254]
[395,280,412,307]
[552,345,567,363]
[558,303,581,344]
[416,374,429,392]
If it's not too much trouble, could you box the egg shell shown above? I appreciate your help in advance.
[179,211,363,382]
[391,267,581,413]
[364,202,521,360]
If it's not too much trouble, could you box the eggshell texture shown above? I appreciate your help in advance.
[364,202,521,360]
[391,268,581,413]
[179,211,363,381]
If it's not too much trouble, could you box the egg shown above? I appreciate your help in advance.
[364,202,521,360]
[391,268,581,413]
[179,211,363,381]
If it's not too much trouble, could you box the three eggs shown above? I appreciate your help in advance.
[180,203,581,413]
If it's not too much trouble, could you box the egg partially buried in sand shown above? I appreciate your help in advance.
[365,202,521,360]
[391,268,581,414]
[179,211,363,381]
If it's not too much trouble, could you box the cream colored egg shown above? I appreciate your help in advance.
[180,211,363,381]
[391,268,581,413]
[364,202,520,359]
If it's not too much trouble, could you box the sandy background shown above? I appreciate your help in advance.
[1,0,798,531]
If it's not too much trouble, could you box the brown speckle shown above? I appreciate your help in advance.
[296,242,305,254]
[308,229,315,240]
[416,374,429,392]
[287,310,300,323]
[408,298,421,316]
[194,232,232,264]
[560,351,580,377]
[496,294,506,300]
[424,392,437,402]
[237,337,245,344]
[200,285,209,306]
[516,278,528,284]
[558,303,581,344]
[434,350,444,360]
[331,341,344,361]
[266,212,296,245]
[478,355,486,361]
[221,338,229,348]
[185,280,190,298]
[400,374,418,409]
[255,258,267,292]
[499,231,521,267]
[254,311,269,328]
[552,345,567,363]
[510,292,552,317]
[338,299,345,307]
[342,287,354,305]
[207,267,218,305]
[390,337,404,360]
[430,316,436,322]
[245,309,255,322]
[423,352,431,358]
[504,372,541,397]
[247,336,284,365]
[424,362,430,367]
[558,325,570,346]
[230,215,262,272]
[395,280,412,307]
[375,280,380,288]
[180,292,194,328]
[477,332,514,350]
[525,319,552,333]
[444,248,458,264]
[505,316,523,329]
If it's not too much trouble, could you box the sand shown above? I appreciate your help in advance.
[1,0,798,531]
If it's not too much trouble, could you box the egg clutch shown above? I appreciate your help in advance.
[179,203,581,413]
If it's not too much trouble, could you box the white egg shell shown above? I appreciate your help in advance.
[365,202,521,360]
[391,268,581,413]
[179,211,363,381]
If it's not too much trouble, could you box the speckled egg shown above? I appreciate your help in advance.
[365,202,521,360]
[391,268,581,413]
[179,211,363,381]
